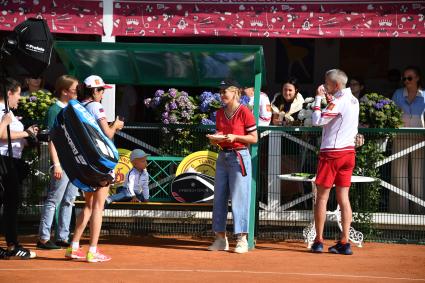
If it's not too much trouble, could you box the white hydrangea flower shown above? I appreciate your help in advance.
[304,109,313,119]
[304,117,312,126]
[297,109,306,120]
[304,97,314,103]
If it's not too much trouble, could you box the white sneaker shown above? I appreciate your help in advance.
[208,237,229,251]
[234,235,248,254]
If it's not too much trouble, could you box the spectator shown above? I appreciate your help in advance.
[21,76,50,97]
[0,78,39,259]
[206,79,258,254]
[271,77,304,125]
[390,66,424,214]
[36,75,80,250]
[106,149,150,204]
[243,87,272,126]
[348,76,366,100]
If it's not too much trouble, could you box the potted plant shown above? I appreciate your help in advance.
[359,93,403,151]
[15,89,56,128]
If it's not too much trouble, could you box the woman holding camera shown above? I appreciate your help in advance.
[0,78,39,259]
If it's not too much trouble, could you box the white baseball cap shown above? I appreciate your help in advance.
[83,75,112,89]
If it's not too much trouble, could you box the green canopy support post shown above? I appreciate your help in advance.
[248,52,263,250]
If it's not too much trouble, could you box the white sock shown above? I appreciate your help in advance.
[89,245,97,254]
[71,242,79,250]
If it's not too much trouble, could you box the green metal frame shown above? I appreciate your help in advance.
[55,40,265,249]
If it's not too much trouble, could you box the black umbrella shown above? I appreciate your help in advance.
[0,18,53,164]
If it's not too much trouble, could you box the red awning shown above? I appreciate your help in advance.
[1,1,424,38]
[0,0,103,35]
[112,1,424,38]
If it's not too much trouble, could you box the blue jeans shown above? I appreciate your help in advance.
[38,171,79,242]
[212,149,252,234]
[107,187,146,203]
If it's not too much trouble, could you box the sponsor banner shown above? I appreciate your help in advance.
[113,148,133,189]
[176,150,218,177]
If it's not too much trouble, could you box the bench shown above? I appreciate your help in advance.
[74,200,219,211]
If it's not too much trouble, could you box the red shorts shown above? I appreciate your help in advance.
[315,151,355,188]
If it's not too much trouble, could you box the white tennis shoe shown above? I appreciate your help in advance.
[234,235,248,254]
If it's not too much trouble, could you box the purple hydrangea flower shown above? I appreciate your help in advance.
[201,118,215,125]
[153,96,161,107]
[374,102,384,110]
[240,95,250,106]
[29,96,37,102]
[155,89,165,97]
[170,101,178,110]
[169,88,178,98]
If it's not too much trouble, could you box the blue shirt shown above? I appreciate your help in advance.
[392,88,425,128]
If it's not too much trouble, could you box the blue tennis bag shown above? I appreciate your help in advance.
[50,99,119,190]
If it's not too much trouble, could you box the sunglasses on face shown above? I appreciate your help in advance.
[402,76,413,82]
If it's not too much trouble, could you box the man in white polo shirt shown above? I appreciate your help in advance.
[310,69,359,255]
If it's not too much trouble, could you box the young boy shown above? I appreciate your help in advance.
[106,149,150,204]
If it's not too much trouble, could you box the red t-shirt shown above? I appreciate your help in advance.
[216,104,257,149]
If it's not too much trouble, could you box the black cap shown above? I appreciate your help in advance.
[219,79,241,90]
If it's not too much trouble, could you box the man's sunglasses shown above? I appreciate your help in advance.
[402,76,413,82]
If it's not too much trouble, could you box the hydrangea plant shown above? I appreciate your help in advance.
[16,89,56,128]
[359,93,403,129]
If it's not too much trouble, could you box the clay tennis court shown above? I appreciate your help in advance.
[1,235,424,282]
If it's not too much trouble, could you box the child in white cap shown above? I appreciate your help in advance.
[106,149,150,204]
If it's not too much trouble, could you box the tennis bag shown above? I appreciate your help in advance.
[50,99,119,190]
[171,172,215,203]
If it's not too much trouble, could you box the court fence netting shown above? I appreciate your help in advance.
[4,124,425,244]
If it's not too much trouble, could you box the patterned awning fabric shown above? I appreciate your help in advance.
[1,1,424,38]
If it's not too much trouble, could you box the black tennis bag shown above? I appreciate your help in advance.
[50,99,119,190]
[171,172,215,203]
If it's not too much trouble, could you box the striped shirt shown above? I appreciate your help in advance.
[312,88,359,152]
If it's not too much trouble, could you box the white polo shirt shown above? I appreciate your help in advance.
[312,88,359,152]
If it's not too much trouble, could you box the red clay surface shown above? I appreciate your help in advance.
[1,235,425,283]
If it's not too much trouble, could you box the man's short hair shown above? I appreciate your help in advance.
[326,69,348,87]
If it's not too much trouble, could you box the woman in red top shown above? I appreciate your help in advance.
[206,80,257,254]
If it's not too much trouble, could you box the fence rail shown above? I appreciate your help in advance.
[8,124,425,243]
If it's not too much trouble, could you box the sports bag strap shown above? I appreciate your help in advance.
[82,100,95,108]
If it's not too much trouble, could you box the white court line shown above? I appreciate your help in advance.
[0,268,424,281]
